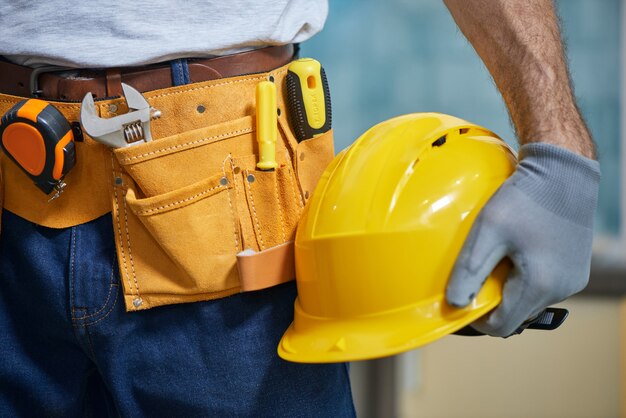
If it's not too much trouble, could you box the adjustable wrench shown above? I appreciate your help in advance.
[80,83,160,148]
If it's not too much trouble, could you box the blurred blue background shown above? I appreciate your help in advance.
[301,0,620,236]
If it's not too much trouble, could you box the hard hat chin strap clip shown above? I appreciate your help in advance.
[453,307,569,337]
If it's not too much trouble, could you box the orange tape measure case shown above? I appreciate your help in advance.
[0,99,76,197]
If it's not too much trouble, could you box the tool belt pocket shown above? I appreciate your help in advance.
[231,155,304,252]
[110,115,318,310]
[290,126,336,203]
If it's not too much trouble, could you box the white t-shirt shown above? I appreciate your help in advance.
[0,0,327,68]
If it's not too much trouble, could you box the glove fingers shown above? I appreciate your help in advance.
[470,263,540,337]
[446,214,509,308]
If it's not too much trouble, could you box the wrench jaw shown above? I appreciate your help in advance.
[80,92,124,148]
[79,92,100,135]
[79,83,157,148]
[122,83,150,111]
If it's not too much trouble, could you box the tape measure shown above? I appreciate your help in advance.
[0,99,76,200]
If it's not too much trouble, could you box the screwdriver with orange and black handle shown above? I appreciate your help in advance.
[0,99,76,201]
[286,58,332,142]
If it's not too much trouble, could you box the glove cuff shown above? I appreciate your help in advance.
[515,142,601,227]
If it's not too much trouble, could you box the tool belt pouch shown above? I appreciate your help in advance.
[110,80,334,310]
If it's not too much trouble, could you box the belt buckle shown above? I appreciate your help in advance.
[30,66,72,98]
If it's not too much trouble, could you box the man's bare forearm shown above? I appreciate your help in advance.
[443,0,596,159]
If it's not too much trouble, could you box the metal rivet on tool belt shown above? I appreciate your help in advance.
[220,177,228,186]
[108,104,118,113]
[133,298,143,308]
[115,176,123,185]
[247,174,256,183]
[197,105,206,113]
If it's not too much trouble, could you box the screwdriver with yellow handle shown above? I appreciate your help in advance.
[256,80,279,171]
[0,99,76,201]
[286,58,332,142]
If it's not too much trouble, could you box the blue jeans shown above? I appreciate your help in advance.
[0,209,355,417]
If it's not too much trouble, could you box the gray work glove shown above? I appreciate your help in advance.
[446,142,601,337]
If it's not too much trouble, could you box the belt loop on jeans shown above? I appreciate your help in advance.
[106,69,123,98]
[170,59,191,86]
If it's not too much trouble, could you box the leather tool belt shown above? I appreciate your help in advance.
[0,46,335,311]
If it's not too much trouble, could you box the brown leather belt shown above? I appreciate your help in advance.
[0,44,295,101]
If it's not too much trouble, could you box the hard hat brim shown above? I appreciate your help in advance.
[278,270,504,363]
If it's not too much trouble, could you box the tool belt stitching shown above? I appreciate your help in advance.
[223,155,241,252]
[0,98,79,110]
[285,162,305,209]
[121,188,141,298]
[229,156,246,248]
[111,154,137,299]
[244,168,266,249]
[133,183,229,215]
[118,127,254,164]
[146,68,289,100]
[273,169,287,242]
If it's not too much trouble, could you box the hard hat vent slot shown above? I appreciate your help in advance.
[459,128,469,135]
[431,136,446,147]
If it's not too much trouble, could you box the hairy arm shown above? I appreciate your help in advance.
[443,0,596,159]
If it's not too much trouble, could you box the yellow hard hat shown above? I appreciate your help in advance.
[278,113,518,363]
